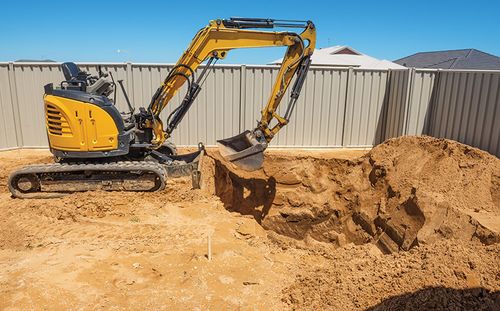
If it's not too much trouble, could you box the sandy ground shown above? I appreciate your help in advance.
[0,164,295,308]
[0,137,499,310]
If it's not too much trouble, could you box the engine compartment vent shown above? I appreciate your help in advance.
[45,104,72,136]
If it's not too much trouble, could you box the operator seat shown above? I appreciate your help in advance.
[61,62,88,82]
[61,62,89,91]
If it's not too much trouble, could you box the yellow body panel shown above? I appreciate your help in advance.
[44,95,119,152]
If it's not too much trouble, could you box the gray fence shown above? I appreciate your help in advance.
[382,69,499,157]
[0,62,498,157]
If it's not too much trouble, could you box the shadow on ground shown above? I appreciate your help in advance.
[366,286,499,311]
[213,159,276,223]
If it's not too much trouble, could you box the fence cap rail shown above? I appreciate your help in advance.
[0,62,377,71]
[2,62,500,73]
[0,61,244,68]
[412,68,500,74]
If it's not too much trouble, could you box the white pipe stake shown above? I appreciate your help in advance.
[207,234,212,261]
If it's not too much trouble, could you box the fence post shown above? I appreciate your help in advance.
[422,69,441,135]
[403,68,415,135]
[341,67,354,147]
[379,68,392,143]
[7,62,23,147]
[239,65,246,132]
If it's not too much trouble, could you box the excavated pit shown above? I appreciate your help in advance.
[204,136,500,253]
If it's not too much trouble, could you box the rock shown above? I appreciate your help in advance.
[465,272,481,287]
[272,192,287,206]
[468,260,477,270]
[218,275,234,284]
[337,233,347,247]
[287,192,304,207]
[366,244,383,257]
[263,166,301,185]
[454,269,466,280]
[236,220,267,238]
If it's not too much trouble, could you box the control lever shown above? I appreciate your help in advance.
[108,72,117,104]
[117,80,134,114]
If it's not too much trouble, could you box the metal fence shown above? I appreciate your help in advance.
[382,69,499,157]
[0,62,498,157]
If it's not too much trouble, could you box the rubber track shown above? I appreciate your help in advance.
[8,161,167,199]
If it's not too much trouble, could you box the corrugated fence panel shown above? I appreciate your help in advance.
[208,66,241,145]
[289,67,347,147]
[343,69,389,146]
[241,66,279,142]
[1,62,499,157]
[130,64,171,111]
[305,68,347,147]
[426,71,500,156]
[177,65,241,146]
[405,70,437,135]
[154,65,242,146]
[241,66,347,147]
[383,70,409,139]
[0,64,18,148]
[13,63,63,147]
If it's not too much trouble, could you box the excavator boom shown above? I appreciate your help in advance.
[146,17,316,170]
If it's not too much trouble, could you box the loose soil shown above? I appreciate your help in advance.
[0,136,499,310]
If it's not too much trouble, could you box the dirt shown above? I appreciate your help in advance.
[208,136,500,251]
[0,136,499,310]
[0,178,292,309]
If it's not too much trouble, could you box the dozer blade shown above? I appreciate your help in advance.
[217,130,266,171]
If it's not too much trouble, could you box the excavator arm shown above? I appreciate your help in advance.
[145,17,316,170]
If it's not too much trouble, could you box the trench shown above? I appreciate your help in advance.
[202,137,500,253]
[203,154,428,254]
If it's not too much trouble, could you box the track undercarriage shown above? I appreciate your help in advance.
[8,148,204,199]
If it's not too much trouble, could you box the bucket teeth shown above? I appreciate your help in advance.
[217,130,266,171]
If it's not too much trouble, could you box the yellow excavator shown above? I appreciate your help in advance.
[8,17,316,198]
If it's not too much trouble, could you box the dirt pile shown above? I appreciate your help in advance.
[280,239,499,310]
[206,136,500,253]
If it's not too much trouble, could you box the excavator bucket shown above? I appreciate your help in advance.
[217,130,266,171]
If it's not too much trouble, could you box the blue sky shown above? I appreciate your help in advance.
[1,0,499,64]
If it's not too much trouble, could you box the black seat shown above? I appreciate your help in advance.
[61,62,89,91]
[61,62,89,82]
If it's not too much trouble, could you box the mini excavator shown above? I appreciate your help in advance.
[8,17,316,198]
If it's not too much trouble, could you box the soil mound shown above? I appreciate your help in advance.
[281,239,500,310]
[207,136,500,253]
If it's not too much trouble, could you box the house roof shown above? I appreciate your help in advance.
[15,59,56,63]
[394,49,500,70]
[270,45,405,69]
